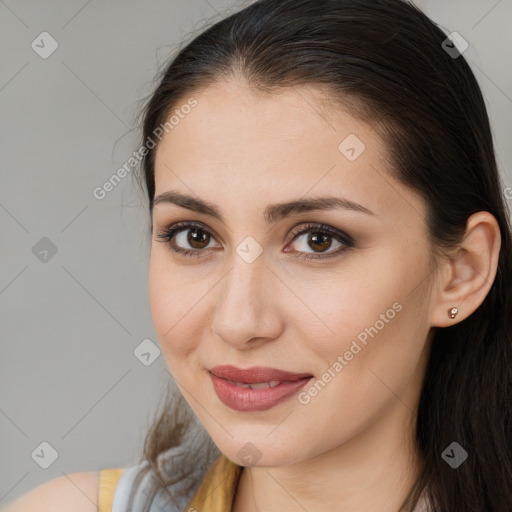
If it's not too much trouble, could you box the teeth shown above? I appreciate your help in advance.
[231,381,251,388]
[230,380,282,389]
[249,380,281,389]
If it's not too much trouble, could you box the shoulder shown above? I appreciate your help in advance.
[1,471,99,512]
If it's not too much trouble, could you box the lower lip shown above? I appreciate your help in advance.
[209,373,312,412]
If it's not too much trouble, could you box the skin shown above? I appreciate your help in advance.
[148,78,501,512]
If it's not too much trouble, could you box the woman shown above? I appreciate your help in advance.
[6,0,511,511]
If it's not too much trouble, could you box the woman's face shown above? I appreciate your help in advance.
[149,79,438,467]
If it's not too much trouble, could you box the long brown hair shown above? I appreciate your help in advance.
[132,1,512,510]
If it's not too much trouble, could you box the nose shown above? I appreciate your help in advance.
[211,253,283,350]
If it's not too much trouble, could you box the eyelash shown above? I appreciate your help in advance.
[154,221,355,261]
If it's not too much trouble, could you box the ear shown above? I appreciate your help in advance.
[430,211,501,327]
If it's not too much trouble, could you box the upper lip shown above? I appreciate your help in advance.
[209,365,313,384]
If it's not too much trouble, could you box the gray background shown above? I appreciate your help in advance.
[1,0,511,505]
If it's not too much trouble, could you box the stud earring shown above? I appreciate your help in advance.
[448,307,458,319]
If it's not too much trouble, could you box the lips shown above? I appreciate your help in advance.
[209,365,312,384]
[208,365,313,412]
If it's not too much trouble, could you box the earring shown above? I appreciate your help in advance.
[448,307,458,319]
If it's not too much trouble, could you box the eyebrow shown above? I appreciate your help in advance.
[151,190,375,223]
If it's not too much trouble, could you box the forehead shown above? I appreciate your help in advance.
[152,79,425,223]
[155,79,373,162]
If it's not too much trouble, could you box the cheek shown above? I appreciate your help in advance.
[148,250,213,368]
[149,253,188,360]
[286,243,432,376]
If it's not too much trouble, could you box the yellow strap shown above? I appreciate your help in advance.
[98,468,125,512]
[185,454,243,511]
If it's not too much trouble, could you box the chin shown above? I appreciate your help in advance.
[211,433,308,468]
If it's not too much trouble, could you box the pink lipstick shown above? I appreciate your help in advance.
[209,365,313,412]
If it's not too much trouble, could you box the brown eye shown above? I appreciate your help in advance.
[154,222,220,257]
[306,232,333,252]
[285,223,355,261]
[184,227,211,249]
[289,231,342,254]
